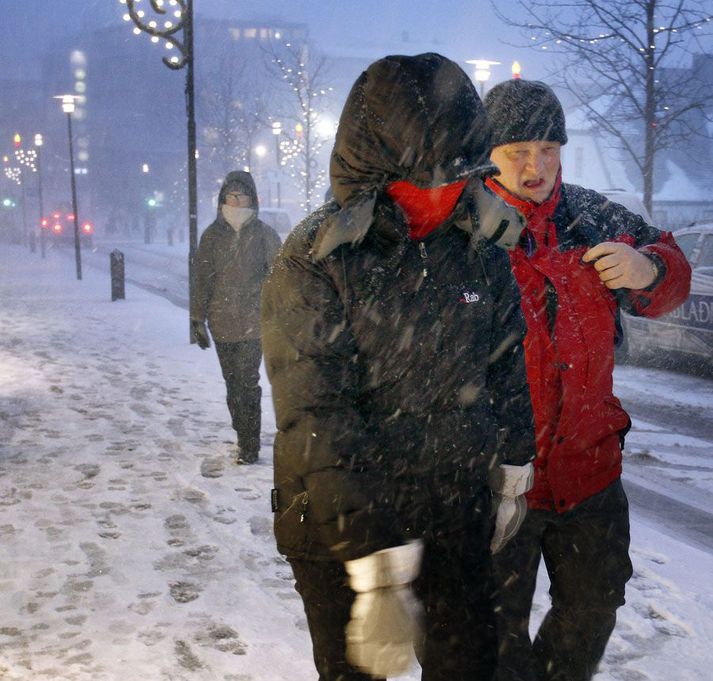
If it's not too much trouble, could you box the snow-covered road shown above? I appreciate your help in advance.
[1,243,712,681]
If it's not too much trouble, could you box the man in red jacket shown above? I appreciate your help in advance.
[482,80,691,681]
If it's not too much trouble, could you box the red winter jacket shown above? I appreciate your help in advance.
[486,176,691,511]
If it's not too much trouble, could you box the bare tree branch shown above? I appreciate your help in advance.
[263,39,335,215]
[494,0,713,213]
[197,45,271,179]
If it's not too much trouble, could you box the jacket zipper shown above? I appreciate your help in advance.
[418,241,429,278]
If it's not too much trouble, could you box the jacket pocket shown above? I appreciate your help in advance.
[274,489,313,557]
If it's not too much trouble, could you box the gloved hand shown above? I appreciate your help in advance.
[345,540,423,678]
[191,319,211,349]
[473,179,525,251]
[488,462,534,554]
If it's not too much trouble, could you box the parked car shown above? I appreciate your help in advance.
[601,188,653,224]
[618,221,713,372]
[40,209,94,247]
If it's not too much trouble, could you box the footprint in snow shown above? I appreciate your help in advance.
[200,457,224,478]
[194,623,247,656]
[169,580,202,603]
[174,638,204,670]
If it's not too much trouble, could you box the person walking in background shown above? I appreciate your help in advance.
[191,170,281,465]
[482,79,692,681]
[261,53,536,681]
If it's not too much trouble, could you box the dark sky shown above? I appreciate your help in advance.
[0,0,551,83]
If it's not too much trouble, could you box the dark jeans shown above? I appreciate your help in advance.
[214,339,262,457]
[289,491,497,681]
[493,479,633,681]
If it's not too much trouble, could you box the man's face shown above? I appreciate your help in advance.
[224,187,252,208]
[490,141,561,204]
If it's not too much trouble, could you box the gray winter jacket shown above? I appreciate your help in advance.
[191,172,281,342]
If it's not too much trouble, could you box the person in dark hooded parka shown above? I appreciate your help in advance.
[261,53,536,681]
[191,170,281,464]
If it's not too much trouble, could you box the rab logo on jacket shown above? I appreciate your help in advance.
[460,290,481,304]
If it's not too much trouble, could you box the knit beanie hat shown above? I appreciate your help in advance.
[484,79,568,148]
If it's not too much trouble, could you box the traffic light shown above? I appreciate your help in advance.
[145,190,164,208]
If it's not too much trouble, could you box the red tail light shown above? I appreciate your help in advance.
[82,222,94,235]
[40,218,49,228]
[52,223,63,233]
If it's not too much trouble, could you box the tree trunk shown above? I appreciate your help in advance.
[642,0,656,217]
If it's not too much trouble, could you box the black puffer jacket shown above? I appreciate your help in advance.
[261,54,534,562]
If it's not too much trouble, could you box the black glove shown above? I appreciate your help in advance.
[191,319,211,349]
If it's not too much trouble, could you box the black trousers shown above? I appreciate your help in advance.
[288,492,497,681]
[492,479,633,681]
[214,339,262,457]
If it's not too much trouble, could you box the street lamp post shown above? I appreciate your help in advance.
[2,155,21,242]
[253,144,267,205]
[271,121,282,208]
[20,169,29,251]
[12,134,30,251]
[34,133,46,259]
[55,95,82,280]
[466,59,501,99]
[121,0,197,342]
[14,136,42,254]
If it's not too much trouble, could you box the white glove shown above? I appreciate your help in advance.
[345,540,423,678]
[473,179,525,251]
[489,463,534,554]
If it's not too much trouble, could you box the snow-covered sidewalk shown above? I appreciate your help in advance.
[0,246,314,680]
[1,245,712,680]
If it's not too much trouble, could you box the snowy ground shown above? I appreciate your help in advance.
[1,244,712,680]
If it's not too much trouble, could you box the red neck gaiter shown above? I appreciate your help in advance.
[386,179,467,240]
[485,171,562,251]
